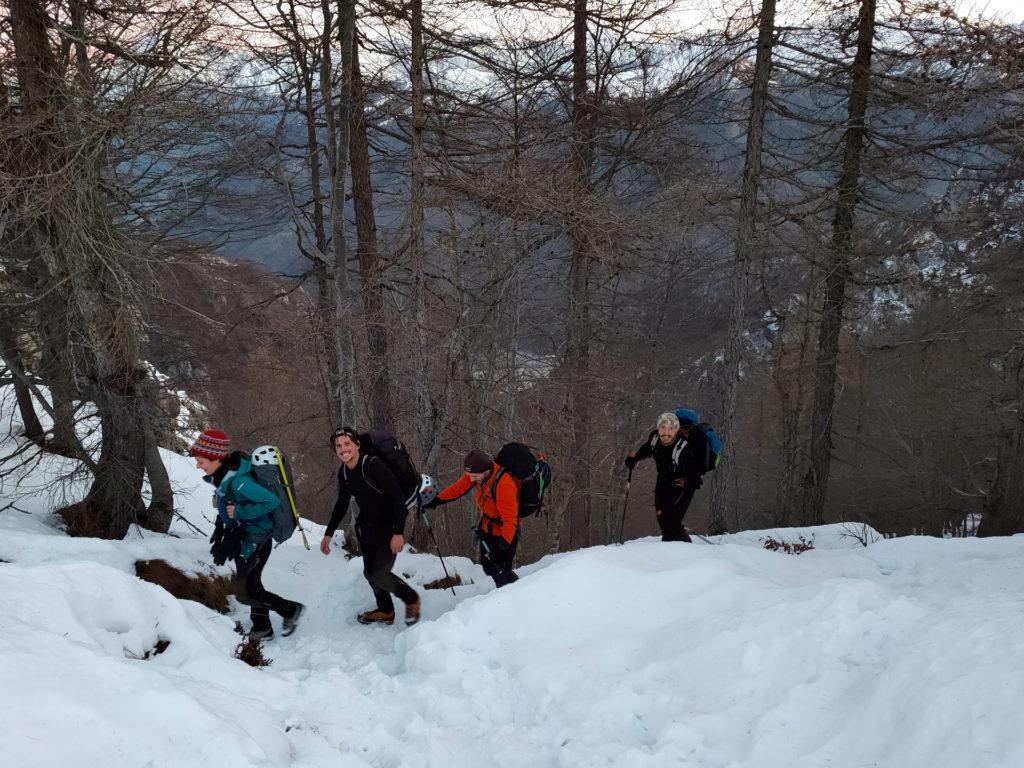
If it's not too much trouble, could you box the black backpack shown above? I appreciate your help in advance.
[687,424,721,475]
[248,448,299,544]
[490,442,552,518]
[360,428,421,508]
[650,423,721,476]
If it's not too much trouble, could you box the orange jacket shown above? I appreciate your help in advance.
[436,462,518,543]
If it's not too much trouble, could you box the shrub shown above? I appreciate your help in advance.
[424,573,463,590]
[761,535,815,555]
[235,635,272,667]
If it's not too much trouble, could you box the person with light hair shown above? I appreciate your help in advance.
[624,411,703,542]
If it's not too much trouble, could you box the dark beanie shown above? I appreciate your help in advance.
[464,449,492,473]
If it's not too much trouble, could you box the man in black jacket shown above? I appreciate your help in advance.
[625,412,702,542]
[319,427,421,626]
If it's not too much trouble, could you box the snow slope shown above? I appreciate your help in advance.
[2,385,1024,767]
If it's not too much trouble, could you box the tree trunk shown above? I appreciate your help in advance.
[979,358,1024,536]
[799,0,876,525]
[321,0,357,424]
[296,41,341,425]
[350,29,396,428]
[9,0,58,111]
[139,420,174,533]
[564,0,595,550]
[0,317,44,444]
[713,0,777,535]
[409,0,440,466]
[82,378,147,539]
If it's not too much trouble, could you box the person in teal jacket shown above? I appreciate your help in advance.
[191,428,304,641]
[211,452,276,560]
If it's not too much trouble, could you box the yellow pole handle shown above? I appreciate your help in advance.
[274,447,310,550]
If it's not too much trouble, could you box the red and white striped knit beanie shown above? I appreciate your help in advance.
[189,428,230,461]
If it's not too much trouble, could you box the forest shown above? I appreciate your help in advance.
[3,0,1023,563]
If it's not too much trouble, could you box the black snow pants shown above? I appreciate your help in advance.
[235,540,302,632]
[655,479,699,543]
[357,521,419,613]
[478,528,519,588]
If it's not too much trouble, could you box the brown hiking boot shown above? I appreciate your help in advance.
[357,609,395,625]
[405,599,421,626]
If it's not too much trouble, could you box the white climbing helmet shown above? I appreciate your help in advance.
[417,473,437,506]
[251,445,279,467]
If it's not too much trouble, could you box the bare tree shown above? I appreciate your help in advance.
[350,25,396,427]
[714,0,778,535]
[3,0,216,537]
[796,0,877,525]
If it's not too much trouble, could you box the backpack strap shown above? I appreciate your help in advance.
[360,455,386,496]
[488,467,507,503]
[483,468,516,529]
[671,438,686,470]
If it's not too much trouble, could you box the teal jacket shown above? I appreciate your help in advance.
[206,456,278,559]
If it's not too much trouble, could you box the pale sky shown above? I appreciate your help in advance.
[961,0,1024,22]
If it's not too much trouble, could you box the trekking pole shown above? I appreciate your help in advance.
[688,530,718,545]
[617,468,633,545]
[420,508,457,596]
[274,447,310,550]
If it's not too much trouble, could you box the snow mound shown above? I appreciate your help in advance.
[2,528,1024,767]
[0,560,294,768]
[4,383,1024,766]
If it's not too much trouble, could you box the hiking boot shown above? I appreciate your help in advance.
[249,627,274,642]
[357,609,395,625]
[281,604,305,637]
[404,599,421,626]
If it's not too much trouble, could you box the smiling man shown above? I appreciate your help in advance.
[320,427,421,626]
[625,412,703,543]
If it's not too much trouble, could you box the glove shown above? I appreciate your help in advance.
[624,454,637,470]
[209,515,224,545]
[675,478,686,490]
[211,524,243,566]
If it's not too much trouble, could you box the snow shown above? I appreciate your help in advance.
[3,384,1024,766]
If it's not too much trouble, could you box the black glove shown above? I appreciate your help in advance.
[209,516,224,545]
[624,454,637,470]
[211,524,243,566]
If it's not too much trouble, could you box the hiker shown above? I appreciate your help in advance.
[624,412,702,543]
[421,449,520,588]
[320,427,421,626]
[191,428,305,641]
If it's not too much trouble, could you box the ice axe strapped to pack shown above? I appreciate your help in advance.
[249,445,310,549]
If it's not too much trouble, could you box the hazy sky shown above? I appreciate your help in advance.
[963,0,1024,22]
[773,0,1024,26]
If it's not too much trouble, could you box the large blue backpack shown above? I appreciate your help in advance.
[675,408,722,475]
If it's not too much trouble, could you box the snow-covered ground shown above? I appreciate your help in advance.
[2,386,1024,767]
